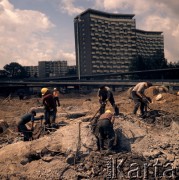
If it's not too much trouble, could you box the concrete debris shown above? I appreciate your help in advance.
[155,94,163,101]
[67,111,88,119]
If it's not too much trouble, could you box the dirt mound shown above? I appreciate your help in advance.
[145,86,168,98]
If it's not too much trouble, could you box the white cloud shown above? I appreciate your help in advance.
[0,0,76,68]
[172,24,179,37]
[57,50,76,65]
[141,16,171,31]
[60,0,85,16]
[94,0,151,14]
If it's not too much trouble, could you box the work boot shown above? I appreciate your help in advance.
[138,114,146,119]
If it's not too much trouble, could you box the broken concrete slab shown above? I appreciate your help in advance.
[66,111,88,119]
[156,94,163,101]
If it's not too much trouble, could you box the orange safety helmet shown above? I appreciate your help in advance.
[41,87,48,96]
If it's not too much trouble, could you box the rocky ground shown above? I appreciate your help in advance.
[0,86,178,179]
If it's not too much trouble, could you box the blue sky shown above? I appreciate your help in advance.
[0,0,179,68]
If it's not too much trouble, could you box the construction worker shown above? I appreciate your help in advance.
[131,82,152,117]
[95,110,115,153]
[53,88,60,107]
[97,85,119,115]
[41,88,57,127]
[17,109,44,141]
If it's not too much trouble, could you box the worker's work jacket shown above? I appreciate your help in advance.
[43,94,56,111]
[99,112,113,121]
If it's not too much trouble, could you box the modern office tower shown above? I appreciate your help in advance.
[24,66,39,77]
[38,60,68,78]
[74,9,164,76]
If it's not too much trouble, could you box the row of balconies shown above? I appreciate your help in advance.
[92,56,130,61]
[90,52,136,56]
[91,69,127,73]
[137,39,163,44]
[90,25,132,32]
[90,19,133,25]
[90,37,136,44]
[91,31,135,37]
[92,65,128,69]
[136,46,163,51]
[138,41,163,46]
[91,46,137,52]
[89,52,136,57]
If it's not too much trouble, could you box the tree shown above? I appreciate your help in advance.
[129,55,146,71]
[3,62,27,78]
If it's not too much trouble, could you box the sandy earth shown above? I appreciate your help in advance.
[0,87,178,179]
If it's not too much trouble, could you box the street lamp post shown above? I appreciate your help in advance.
[75,17,81,82]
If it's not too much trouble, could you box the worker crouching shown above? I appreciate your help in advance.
[17,109,44,141]
[95,110,115,153]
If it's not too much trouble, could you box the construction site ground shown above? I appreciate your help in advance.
[0,86,178,179]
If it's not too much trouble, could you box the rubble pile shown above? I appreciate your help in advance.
[74,151,147,179]
[141,110,178,127]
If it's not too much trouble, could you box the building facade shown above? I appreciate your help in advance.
[74,9,164,76]
[135,29,164,60]
[38,60,68,78]
[24,66,39,77]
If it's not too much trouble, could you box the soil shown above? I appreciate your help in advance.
[0,87,178,179]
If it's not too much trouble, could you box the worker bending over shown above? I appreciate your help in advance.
[98,85,119,115]
[95,110,115,153]
[17,109,44,141]
[131,82,152,117]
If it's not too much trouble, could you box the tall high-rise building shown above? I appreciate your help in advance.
[38,60,68,78]
[74,9,164,76]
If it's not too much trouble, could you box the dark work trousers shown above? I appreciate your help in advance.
[45,109,57,125]
[131,91,145,115]
[18,124,32,141]
[96,119,115,150]
[54,97,60,106]
[100,93,119,115]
